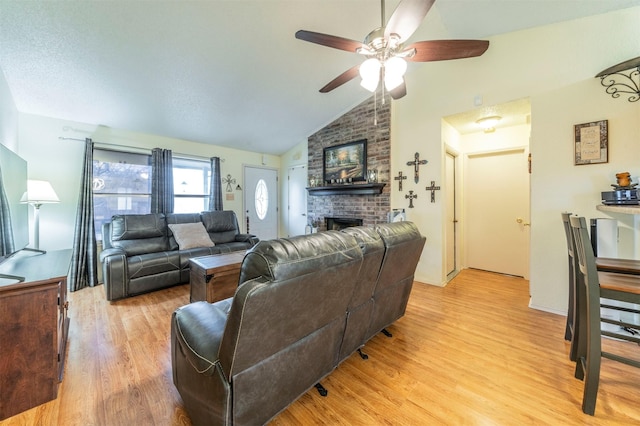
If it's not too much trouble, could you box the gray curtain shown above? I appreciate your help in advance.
[151,148,174,214]
[209,156,223,211]
[0,164,15,256]
[69,138,98,291]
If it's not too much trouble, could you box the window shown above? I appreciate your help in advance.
[93,150,214,240]
[172,157,211,213]
[93,148,151,240]
[254,179,268,220]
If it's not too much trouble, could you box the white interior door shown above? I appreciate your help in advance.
[445,152,457,277]
[287,165,307,237]
[465,148,529,277]
[244,166,278,241]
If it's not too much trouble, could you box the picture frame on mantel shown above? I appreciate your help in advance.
[574,119,608,165]
[323,139,367,184]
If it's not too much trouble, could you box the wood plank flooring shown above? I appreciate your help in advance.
[2,268,640,425]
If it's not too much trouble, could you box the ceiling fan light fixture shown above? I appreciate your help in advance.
[296,0,489,99]
[359,58,381,92]
[384,56,407,91]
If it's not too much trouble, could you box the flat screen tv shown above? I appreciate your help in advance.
[0,144,29,264]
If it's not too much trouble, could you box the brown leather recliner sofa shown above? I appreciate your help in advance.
[171,221,425,425]
[100,210,258,301]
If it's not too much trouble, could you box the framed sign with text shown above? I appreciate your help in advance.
[574,120,608,165]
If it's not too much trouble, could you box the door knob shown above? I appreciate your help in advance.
[516,217,531,226]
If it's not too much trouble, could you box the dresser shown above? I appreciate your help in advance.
[0,249,71,420]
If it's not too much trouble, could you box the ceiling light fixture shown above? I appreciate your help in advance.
[359,57,407,93]
[359,58,381,92]
[596,56,640,103]
[476,115,501,133]
[383,57,407,91]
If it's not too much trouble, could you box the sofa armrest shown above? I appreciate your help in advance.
[235,233,259,246]
[100,247,125,262]
[101,248,129,301]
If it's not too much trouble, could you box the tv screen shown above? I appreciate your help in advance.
[0,144,28,261]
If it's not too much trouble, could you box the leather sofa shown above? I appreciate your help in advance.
[171,221,425,425]
[100,210,258,301]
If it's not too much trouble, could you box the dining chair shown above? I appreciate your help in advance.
[569,215,640,415]
[560,212,579,360]
[561,212,640,362]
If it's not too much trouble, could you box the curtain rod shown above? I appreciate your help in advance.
[58,136,224,162]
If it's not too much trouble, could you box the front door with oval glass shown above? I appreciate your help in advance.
[244,166,278,241]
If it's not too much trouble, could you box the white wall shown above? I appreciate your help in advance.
[17,113,280,251]
[0,70,18,152]
[530,80,640,314]
[392,6,640,314]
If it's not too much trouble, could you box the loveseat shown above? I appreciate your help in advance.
[171,221,425,425]
[100,210,258,301]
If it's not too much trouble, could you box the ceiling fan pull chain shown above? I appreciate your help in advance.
[374,88,378,126]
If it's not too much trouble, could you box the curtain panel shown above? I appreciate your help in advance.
[69,138,98,291]
[151,148,174,214]
[209,156,223,211]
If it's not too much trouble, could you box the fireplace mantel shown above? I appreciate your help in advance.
[307,183,386,196]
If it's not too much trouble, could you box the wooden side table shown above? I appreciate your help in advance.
[189,250,247,303]
[0,249,71,420]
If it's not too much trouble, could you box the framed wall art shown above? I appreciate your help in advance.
[574,120,608,165]
[323,139,367,184]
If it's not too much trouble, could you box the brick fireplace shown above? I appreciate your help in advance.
[325,217,364,231]
[307,96,391,231]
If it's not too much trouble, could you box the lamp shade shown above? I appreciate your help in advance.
[359,58,381,92]
[20,180,60,205]
[384,57,407,91]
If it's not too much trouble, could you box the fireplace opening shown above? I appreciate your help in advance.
[325,217,363,231]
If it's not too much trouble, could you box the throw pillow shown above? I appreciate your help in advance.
[168,222,215,250]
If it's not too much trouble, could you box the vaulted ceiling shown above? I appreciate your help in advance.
[1,0,639,154]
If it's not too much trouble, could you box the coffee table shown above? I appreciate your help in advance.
[189,250,247,303]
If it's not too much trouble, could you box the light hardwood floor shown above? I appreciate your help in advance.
[2,268,640,425]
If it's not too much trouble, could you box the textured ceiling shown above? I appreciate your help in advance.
[1,0,639,155]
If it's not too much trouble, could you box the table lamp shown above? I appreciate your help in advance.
[20,180,60,251]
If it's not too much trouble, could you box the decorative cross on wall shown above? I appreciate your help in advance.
[406,152,428,183]
[394,171,407,191]
[222,174,236,192]
[405,190,417,208]
[425,181,441,203]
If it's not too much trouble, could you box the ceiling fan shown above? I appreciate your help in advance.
[295,0,489,99]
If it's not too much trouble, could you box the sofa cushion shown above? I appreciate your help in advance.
[168,222,215,250]
[166,213,203,250]
[177,247,221,269]
[128,251,181,279]
[110,213,169,256]
[201,211,239,244]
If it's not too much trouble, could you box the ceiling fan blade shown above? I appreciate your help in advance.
[384,0,435,42]
[405,40,489,62]
[295,30,367,53]
[389,81,407,100]
[320,64,361,93]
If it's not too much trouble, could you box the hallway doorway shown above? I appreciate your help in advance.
[443,98,531,280]
[445,151,459,279]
